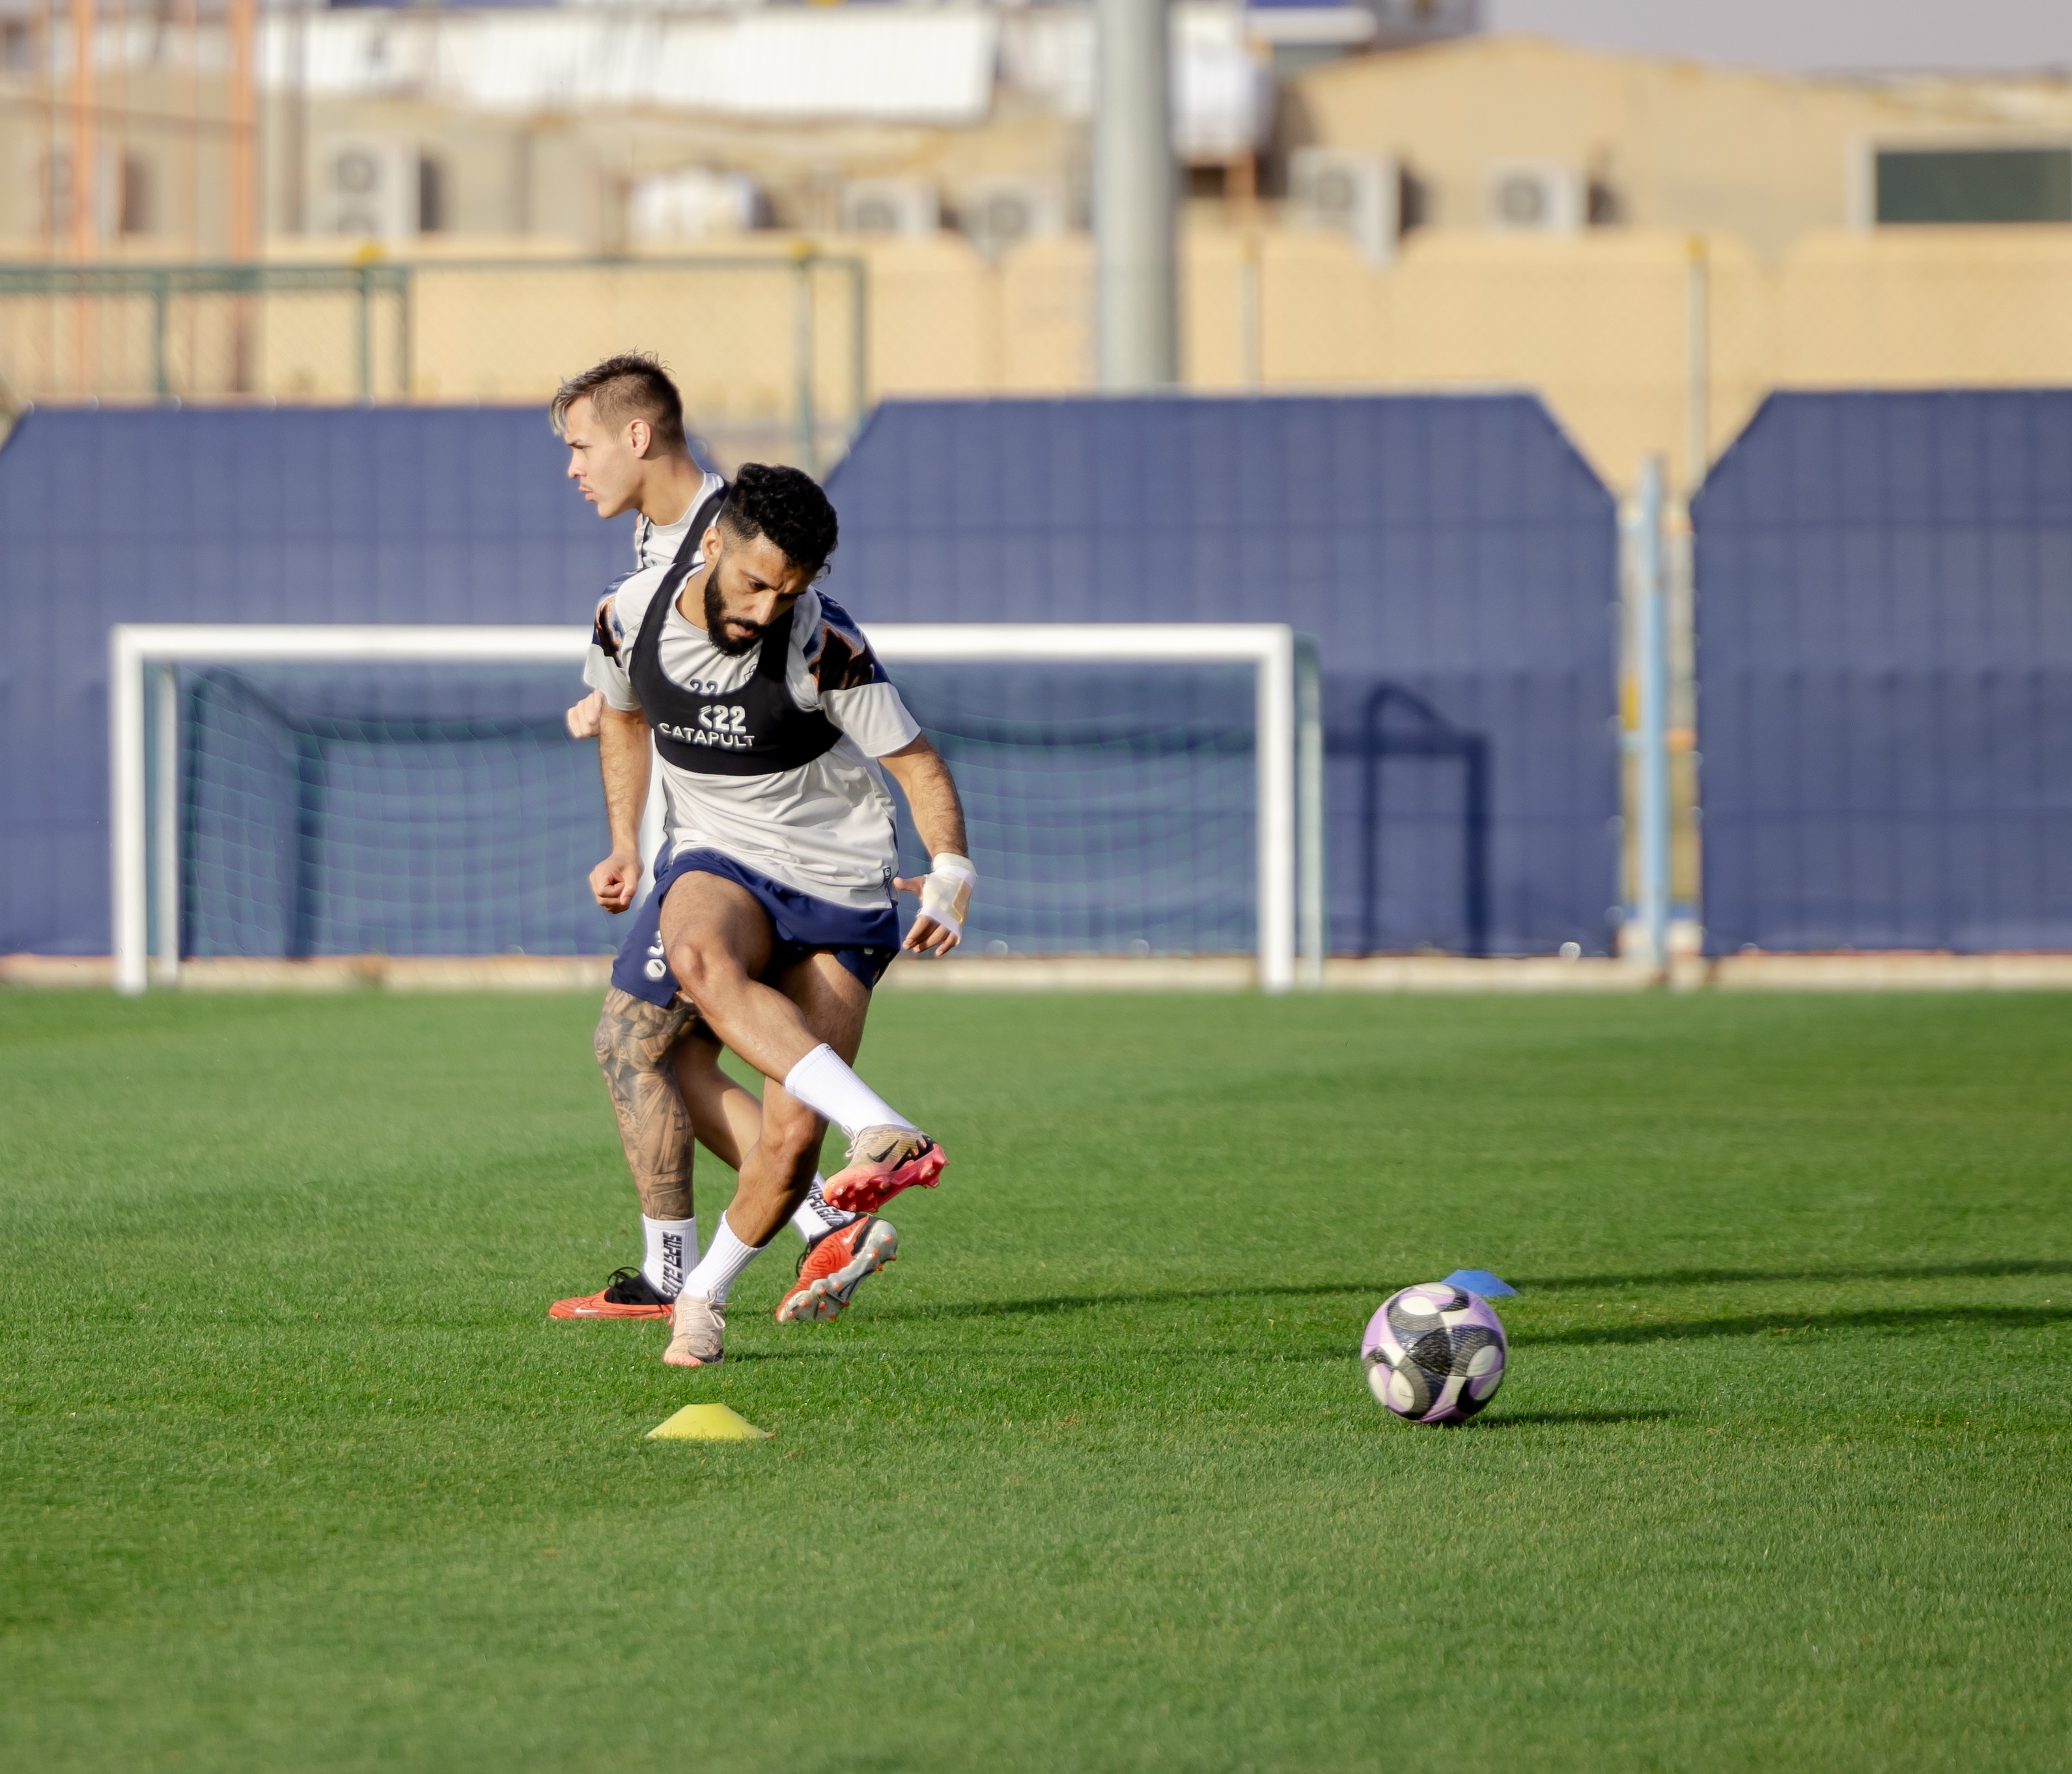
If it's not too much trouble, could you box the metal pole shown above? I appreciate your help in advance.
[70,0,95,396]
[848,256,868,447]
[227,0,256,392]
[355,263,371,402]
[396,267,413,399]
[1686,234,1709,494]
[1634,455,1672,977]
[151,268,168,399]
[151,661,180,985]
[1094,0,1176,388]
[1239,232,1261,391]
[794,251,817,472]
[1295,632,1324,986]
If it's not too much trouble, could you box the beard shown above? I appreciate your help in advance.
[701,552,766,657]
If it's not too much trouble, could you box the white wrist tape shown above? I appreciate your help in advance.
[917,853,976,940]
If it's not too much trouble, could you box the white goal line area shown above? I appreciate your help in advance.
[109,621,1326,998]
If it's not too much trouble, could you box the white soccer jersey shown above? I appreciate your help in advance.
[585,570,921,908]
[632,471,727,571]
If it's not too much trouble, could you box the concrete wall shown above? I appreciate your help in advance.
[10,224,2072,494]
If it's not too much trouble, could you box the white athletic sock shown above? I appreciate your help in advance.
[641,1215,697,1299]
[789,1174,858,1247]
[782,1044,916,1140]
[680,1211,766,1308]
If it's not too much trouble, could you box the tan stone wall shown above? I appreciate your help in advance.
[9,223,2072,494]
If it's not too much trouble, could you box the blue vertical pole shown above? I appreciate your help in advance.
[1635,455,1672,976]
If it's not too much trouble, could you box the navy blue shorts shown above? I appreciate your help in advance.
[610,847,902,1009]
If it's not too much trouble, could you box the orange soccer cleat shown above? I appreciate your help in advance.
[774,1216,899,1324]
[548,1267,675,1320]
[822,1127,946,1214]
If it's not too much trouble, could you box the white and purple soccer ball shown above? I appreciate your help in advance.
[1362,1282,1508,1425]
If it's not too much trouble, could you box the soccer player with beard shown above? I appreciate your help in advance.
[546,356,902,1329]
[584,457,970,1370]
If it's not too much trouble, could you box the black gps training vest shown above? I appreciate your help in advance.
[626,495,844,778]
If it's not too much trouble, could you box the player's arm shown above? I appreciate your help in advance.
[878,735,973,957]
[589,702,649,913]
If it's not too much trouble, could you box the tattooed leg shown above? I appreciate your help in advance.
[593,987,699,1220]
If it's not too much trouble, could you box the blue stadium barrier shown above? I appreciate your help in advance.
[1,395,1620,961]
[1695,391,2072,953]
[826,395,1620,957]
[0,406,624,957]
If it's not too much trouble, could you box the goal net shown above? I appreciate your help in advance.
[110,624,1321,993]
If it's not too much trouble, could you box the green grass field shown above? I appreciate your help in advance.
[2,988,2068,1772]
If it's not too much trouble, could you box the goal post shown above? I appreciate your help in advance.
[109,621,1324,996]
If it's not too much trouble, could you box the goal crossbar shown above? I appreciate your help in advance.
[109,622,1324,995]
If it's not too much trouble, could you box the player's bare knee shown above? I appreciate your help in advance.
[665,935,733,1006]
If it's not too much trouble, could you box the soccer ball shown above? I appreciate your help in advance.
[1361,1282,1508,1425]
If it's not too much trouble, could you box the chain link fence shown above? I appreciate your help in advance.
[0,253,867,472]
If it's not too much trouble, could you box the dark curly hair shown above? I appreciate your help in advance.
[716,463,839,575]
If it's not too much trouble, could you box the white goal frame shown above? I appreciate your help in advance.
[109,623,1324,996]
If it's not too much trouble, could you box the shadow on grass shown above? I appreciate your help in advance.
[1517,1302,2072,1347]
[1513,1258,2072,1292]
[878,1282,1378,1323]
[1472,1409,1686,1429]
[875,1291,2072,1354]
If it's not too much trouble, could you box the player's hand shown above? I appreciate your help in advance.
[895,859,973,958]
[894,881,960,957]
[565,691,605,739]
[591,848,643,914]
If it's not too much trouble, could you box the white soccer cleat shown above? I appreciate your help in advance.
[663,1293,725,1367]
[822,1127,946,1214]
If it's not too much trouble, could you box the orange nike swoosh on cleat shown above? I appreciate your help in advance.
[547,1291,673,1320]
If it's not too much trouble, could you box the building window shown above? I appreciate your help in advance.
[120,154,152,237]
[1875,147,2072,225]
[417,154,447,234]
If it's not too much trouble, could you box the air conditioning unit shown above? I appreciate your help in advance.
[839,180,940,239]
[631,168,762,244]
[1486,161,1585,233]
[316,138,418,242]
[1289,148,1398,265]
[959,179,1061,259]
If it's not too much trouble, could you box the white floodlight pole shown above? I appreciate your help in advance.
[1634,457,1672,976]
[1095,0,1177,387]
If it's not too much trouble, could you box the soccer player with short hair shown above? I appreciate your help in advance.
[546,356,912,1330]
[584,456,972,1368]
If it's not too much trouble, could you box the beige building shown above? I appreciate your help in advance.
[1280,34,2072,255]
[8,26,2072,501]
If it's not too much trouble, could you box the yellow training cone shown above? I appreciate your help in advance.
[647,1403,772,1442]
